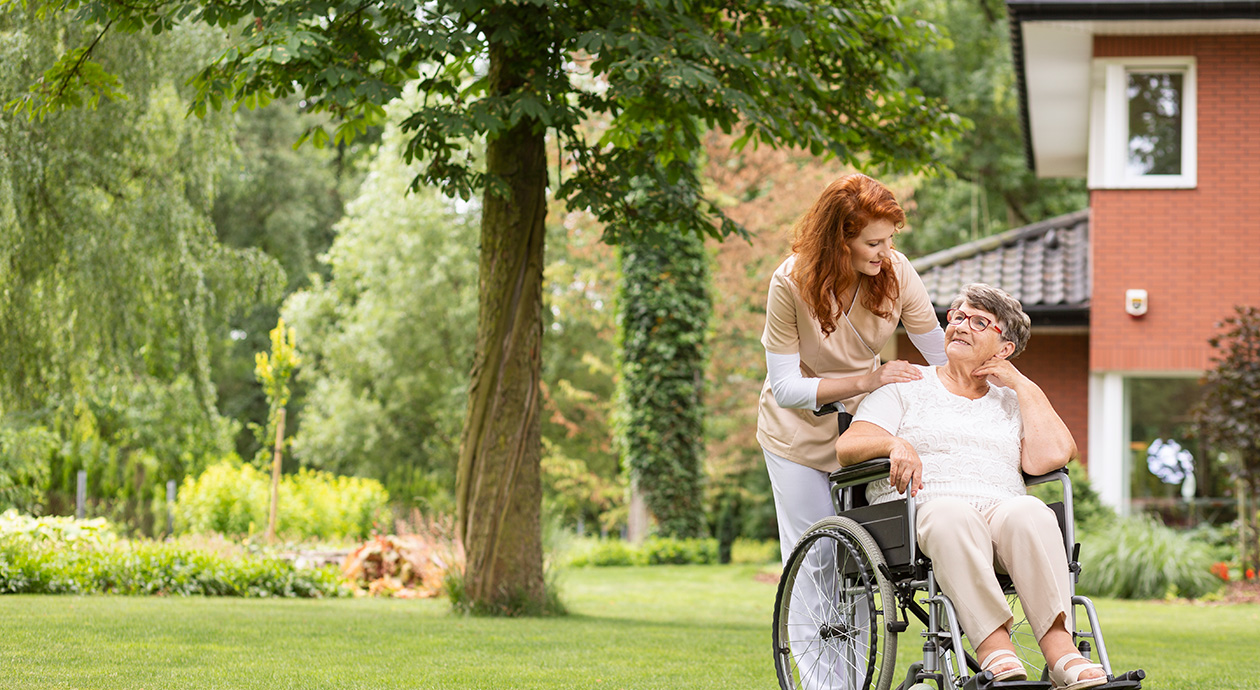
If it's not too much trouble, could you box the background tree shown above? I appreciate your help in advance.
[1193,306,1260,573]
[209,101,362,463]
[539,205,621,536]
[617,229,710,538]
[253,318,300,542]
[0,9,281,529]
[895,0,1086,256]
[282,94,479,513]
[16,0,961,612]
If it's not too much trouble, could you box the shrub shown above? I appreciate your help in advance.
[0,509,117,546]
[174,460,389,541]
[1025,464,1117,536]
[0,533,346,598]
[641,536,718,565]
[730,538,781,565]
[1078,515,1221,600]
[568,538,641,567]
[565,536,721,567]
[173,462,270,537]
[281,468,391,542]
[0,426,55,514]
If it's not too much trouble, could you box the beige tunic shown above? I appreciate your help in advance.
[757,251,938,471]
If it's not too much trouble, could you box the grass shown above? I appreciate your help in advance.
[0,564,1256,689]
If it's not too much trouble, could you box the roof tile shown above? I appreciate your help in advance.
[911,210,1090,311]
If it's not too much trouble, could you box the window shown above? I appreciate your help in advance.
[1126,377,1232,527]
[1089,57,1197,189]
[1127,72,1184,176]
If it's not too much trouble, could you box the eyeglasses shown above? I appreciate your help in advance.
[946,308,1003,334]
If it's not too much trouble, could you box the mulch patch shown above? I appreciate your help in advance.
[753,571,781,585]
[1219,580,1260,604]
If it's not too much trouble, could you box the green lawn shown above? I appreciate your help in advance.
[0,565,1255,689]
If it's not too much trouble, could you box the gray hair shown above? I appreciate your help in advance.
[950,283,1031,358]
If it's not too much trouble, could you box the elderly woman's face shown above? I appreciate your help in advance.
[944,300,1007,362]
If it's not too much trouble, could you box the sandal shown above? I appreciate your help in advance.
[1050,652,1107,690]
[980,649,1028,682]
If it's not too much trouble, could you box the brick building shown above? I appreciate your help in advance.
[898,0,1260,519]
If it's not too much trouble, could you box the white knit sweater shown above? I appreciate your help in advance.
[854,365,1026,511]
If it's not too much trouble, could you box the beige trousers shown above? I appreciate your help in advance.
[916,496,1071,643]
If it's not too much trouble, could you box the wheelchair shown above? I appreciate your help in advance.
[771,404,1147,690]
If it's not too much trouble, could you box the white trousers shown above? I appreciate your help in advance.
[766,448,862,690]
[764,448,836,564]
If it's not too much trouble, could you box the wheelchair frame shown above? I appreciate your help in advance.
[771,407,1146,690]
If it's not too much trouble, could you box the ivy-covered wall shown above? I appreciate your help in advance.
[617,230,711,538]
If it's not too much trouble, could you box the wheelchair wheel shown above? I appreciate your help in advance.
[773,517,898,690]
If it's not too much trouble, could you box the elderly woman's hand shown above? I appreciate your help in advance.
[970,356,1030,390]
[889,438,924,497]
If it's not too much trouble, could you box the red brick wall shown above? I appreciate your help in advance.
[1091,34,1260,372]
[896,332,1091,467]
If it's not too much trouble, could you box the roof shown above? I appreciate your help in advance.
[1007,0,1260,173]
[910,209,1091,327]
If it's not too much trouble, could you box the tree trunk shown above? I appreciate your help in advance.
[267,406,286,544]
[454,14,548,614]
[1247,474,1260,574]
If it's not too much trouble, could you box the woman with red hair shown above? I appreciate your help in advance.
[758,173,946,563]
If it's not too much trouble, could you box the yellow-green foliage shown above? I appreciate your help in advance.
[175,460,389,541]
[0,509,117,547]
[254,318,301,410]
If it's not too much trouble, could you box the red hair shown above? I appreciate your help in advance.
[789,174,905,335]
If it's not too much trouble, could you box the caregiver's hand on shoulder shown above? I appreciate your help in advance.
[865,360,922,392]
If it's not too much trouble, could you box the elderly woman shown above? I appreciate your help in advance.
[834,283,1106,690]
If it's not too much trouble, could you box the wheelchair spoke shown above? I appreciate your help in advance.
[1006,593,1045,678]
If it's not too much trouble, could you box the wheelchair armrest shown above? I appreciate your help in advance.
[1023,467,1068,487]
[828,458,892,490]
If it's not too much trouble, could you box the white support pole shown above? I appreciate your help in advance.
[166,480,177,537]
[76,470,87,520]
[1088,372,1129,516]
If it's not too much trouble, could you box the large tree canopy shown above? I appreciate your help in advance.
[14,0,963,613]
[12,0,959,238]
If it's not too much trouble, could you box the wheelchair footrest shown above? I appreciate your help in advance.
[1095,669,1145,689]
[961,672,1051,690]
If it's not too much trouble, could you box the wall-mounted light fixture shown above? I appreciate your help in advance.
[1125,289,1148,317]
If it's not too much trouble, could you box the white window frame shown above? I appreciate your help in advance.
[1088,57,1197,189]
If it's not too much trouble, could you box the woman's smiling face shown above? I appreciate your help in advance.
[846,218,896,277]
[945,300,1007,363]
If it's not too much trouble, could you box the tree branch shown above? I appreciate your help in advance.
[53,18,114,102]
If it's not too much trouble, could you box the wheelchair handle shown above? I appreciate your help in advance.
[814,402,852,434]
[813,401,845,417]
